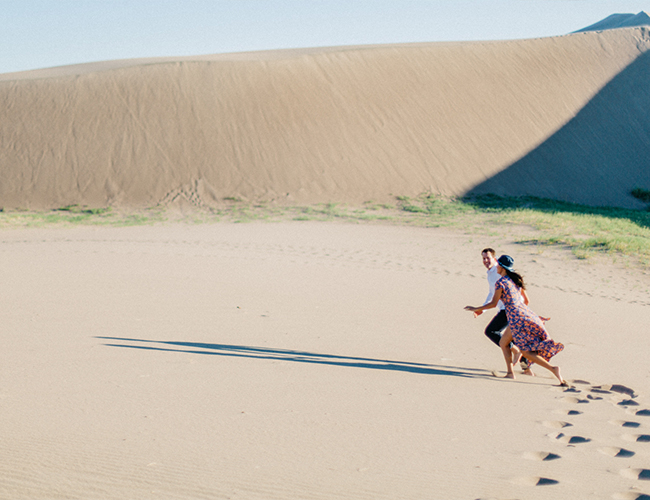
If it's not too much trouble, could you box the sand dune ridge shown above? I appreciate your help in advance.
[1,27,649,209]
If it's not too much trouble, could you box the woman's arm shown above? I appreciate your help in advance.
[465,287,502,313]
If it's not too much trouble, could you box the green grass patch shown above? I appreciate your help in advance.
[0,205,165,228]
[458,194,650,263]
[384,193,650,264]
[1,193,649,266]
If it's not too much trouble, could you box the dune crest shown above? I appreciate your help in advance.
[1,27,649,210]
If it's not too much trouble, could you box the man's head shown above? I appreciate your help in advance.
[481,248,497,269]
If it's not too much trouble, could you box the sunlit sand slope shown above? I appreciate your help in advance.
[1,27,649,209]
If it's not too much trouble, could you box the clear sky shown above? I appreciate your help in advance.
[1,0,648,74]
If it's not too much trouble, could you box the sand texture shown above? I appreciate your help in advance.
[1,27,650,210]
[0,222,649,499]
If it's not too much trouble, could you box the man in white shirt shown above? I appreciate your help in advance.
[474,248,530,372]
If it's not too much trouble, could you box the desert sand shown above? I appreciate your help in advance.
[1,26,649,210]
[2,13,650,500]
[0,221,649,500]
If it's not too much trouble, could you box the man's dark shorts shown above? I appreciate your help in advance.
[484,309,511,347]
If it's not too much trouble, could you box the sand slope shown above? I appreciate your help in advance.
[1,27,649,209]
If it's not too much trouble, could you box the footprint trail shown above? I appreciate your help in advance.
[482,380,650,499]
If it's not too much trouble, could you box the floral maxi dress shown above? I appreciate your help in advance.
[495,276,564,361]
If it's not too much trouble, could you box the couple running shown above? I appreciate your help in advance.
[464,248,567,386]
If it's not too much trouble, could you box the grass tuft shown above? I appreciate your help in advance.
[1,193,649,266]
[458,194,650,264]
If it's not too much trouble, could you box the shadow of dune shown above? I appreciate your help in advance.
[468,49,650,209]
[97,336,494,379]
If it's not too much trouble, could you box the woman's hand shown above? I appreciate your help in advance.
[464,306,481,319]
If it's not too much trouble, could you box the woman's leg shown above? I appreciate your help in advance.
[522,363,535,377]
[511,344,522,366]
[499,327,515,378]
[510,343,535,376]
[522,351,566,385]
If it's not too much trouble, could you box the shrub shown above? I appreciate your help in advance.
[631,188,650,204]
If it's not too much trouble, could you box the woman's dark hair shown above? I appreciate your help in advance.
[504,269,526,290]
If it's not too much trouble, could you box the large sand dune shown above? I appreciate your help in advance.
[1,27,649,209]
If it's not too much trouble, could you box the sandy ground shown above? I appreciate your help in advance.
[1,221,649,500]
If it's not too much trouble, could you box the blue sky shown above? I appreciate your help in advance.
[1,0,648,73]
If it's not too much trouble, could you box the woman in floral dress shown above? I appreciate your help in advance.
[465,255,566,385]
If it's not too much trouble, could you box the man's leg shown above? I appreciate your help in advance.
[484,310,508,346]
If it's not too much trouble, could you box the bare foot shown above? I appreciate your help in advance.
[551,366,566,386]
[504,372,516,379]
[523,368,535,377]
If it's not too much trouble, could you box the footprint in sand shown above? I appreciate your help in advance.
[591,384,637,397]
[541,420,573,429]
[612,493,650,500]
[610,385,638,398]
[523,451,561,461]
[590,387,613,394]
[624,408,650,417]
[598,447,636,458]
[622,434,650,443]
[512,476,560,486]
[619,399,641,407]
[610,420,642,428]
[547,432,591,444]
[620,469,650,481]
[554,409,583,416]
[562,395,590,404]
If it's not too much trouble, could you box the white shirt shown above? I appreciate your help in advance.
[484,265,505,311]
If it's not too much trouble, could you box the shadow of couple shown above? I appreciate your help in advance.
[97,336,495,380]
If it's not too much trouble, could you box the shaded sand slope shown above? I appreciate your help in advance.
[576,11,650,32]
[1,28,649,209]
[471,48,650,206]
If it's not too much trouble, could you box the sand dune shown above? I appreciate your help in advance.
[1,27,649,210]
[576,11,650,32]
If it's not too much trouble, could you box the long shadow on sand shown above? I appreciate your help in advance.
[97,336,494,380]
[468,49,650,210]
